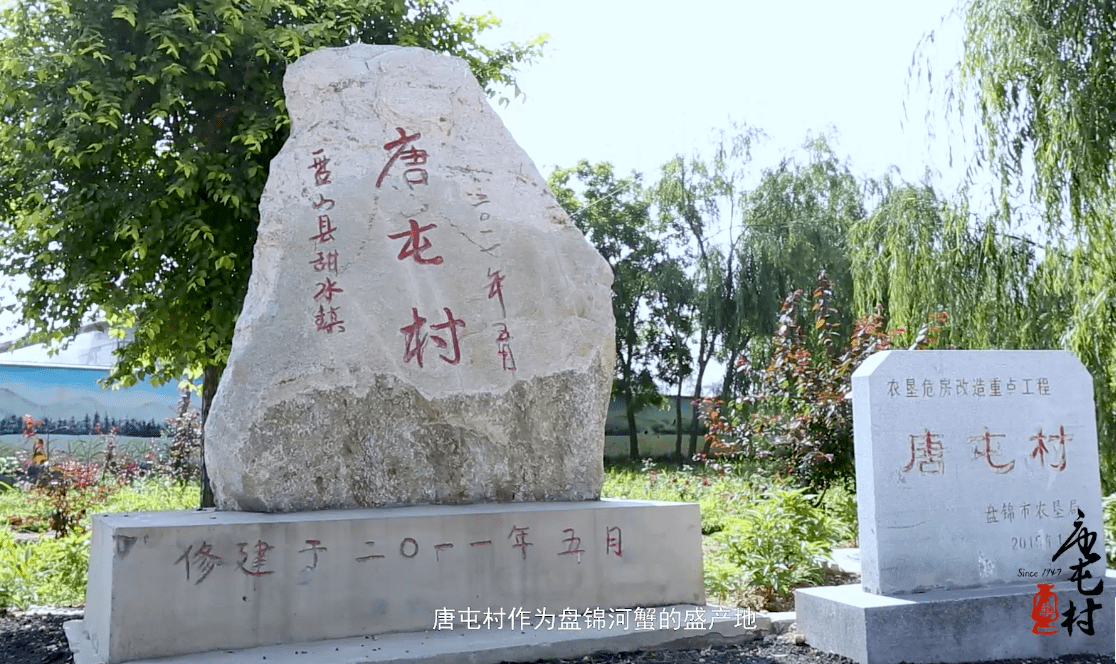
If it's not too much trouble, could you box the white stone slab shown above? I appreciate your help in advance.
[82,500,703,663]
[852,350,1106,595]
[796,571,1116,664]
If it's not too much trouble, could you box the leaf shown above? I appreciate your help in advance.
[112,4,137,27]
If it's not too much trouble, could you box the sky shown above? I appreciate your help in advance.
[449,0,977,392]
[2,1,983,391]
[453,0,973,189]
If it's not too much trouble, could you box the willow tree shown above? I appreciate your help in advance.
[0,0,544,504]
[916,0,1116,488]
[726,134,864,392]
[849,175,1052,350]
[653,126,767,459]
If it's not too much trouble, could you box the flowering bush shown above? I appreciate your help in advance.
[32,460,117,537]
[701,272,946,495]
[161,393,202,485]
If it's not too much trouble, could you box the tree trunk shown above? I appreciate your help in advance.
[687,356,709,459]
[625,389,640,461]
[674,379,684,461]
[706,346,743,455]
[199,365,219,508]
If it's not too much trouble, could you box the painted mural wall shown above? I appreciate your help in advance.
[0,363,185,458]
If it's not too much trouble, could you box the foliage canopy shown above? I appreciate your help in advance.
[0,0,544,390]
[915,0,1116,488]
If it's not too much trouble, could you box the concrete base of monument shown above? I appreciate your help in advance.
[75,499,704,664]
[65,604,765,664]
[796,570,1116,664]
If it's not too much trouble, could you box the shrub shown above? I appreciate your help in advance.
[0,529,34,612]
[160,393,203,485]
[702,272,944,495]
[32,460,118,537]
[712,484,844,609]
[29,532,90,607]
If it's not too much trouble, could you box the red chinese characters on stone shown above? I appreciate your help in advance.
[558,528,584,556]
[498,345,516,371]
[299,539,327,570]
[315,305,345,334]
[400,307,466,368]
[376,127,428,188]
[430,308,466,364]
[355,541,385,562]
[236,540,275,577]
[606,526,622,557]
[310,251,339,274]
[970,427,1016,473]
[1045,425,1071,472]
[310,214,337,244]
[311,193,335,210]
[486,268,506,309]
[175,541,223,584]
[509,525,533,560]
[309,149,331,186]
[400,308,429,367]
[308,148,345,333]
[313,277,344,303]
[388,219,443,265]
[901,429,945,475]
[495,323,516,371]
[1030,428,1051,465]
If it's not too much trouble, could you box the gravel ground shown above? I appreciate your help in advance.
[1,610,1113,664]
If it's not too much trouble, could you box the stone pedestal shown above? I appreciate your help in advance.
[69,499,703,663]
[797,572,1116,664]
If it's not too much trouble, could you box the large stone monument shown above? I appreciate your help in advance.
[797,350,1116,664]
[205,44,615,513]
[66,45,709,664]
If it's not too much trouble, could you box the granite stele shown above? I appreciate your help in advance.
[797,350,1116,664]
[65,45,707,664]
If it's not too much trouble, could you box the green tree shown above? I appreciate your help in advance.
[645,255,695,460]
[850,174,1050,349]
[712,134,863,456]
[549,160,664,460]
[654,138,746,460]
[735,134,861,343]
[917,0,1116,489]
[0,0,544,504]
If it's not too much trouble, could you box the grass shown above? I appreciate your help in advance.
[602,458,859,609]
[0,475,199,610]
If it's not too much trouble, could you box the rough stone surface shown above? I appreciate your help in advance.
[852,350,1106,595]
[205,44,615,512]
